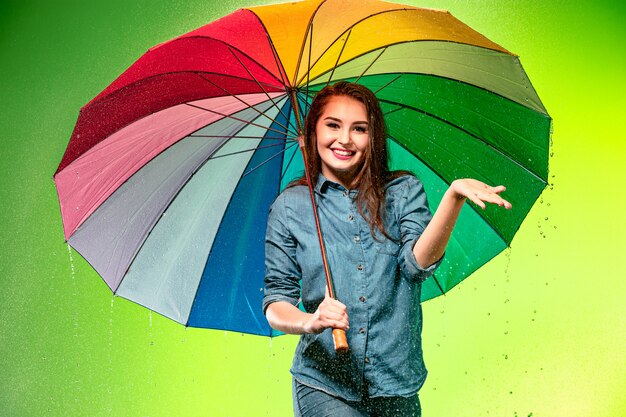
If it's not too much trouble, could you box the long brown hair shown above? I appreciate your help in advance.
[294,81,410,239]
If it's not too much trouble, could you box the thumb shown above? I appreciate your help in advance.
[325,285,331,299]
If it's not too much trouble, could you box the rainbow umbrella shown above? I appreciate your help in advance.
[54,0,551,337]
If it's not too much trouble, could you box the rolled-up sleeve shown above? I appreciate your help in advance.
[262,194,302,314]
[398,176,444,282]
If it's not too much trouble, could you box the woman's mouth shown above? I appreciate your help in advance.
[331,148,355,160]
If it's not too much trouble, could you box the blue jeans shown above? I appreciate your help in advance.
[293,379,421,417]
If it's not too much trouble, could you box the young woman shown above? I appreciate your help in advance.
[263,82,511,417]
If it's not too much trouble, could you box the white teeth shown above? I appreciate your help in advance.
[333,149,353,156]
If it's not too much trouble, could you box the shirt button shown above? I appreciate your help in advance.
[342,191,347,197]
[359,296,366,302]
[354,235,360,242]
[357,264,363,271]
[364,357,370,364]
[359,327,365,334]
[348,214,354,221]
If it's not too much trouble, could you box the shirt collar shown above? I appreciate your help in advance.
[314,173,356,196]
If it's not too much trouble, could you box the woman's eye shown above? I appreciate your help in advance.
[326,123,339,129]
[354,126,368,133]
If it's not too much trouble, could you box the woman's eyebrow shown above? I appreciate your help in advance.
[323,116,368,125]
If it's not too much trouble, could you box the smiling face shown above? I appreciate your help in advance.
[315,95,370,188]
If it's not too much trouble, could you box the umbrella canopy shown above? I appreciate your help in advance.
[54,0,551,337]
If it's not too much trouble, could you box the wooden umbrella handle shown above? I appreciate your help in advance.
[333,329,349,353]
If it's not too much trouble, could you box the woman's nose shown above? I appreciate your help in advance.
[337,129,351,145]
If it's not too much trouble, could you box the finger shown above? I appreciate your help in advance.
[318,310,349,329]
[490,185,506,194]
[324,285,332,299]
[484,192,512,209]
[467,193,486,209]
[475,192,513,210]
[326,320,349,331]
[322,301,348,318]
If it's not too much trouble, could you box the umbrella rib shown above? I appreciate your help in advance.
[159,34,286,87]
[292,0,328,85]
[264,24,290,89]
[205,142,288,162]
[242,141,299,178]
[279,140,301,183]
[246,8,291,89]
[188,134,290,141]
[228,47,298,137]
[300,70,399,101]
[275,102,298,184]
[382,107,403,118]
[374,74,404,94]
[431,274,445,297]
[381,98,546,183]
[185,103,291,137]
[295,91,313,128]
[304,22,314,114]
[295,7,408,86]
[195,73,293,134]
[354,47,387,84]
[325,29,352,87]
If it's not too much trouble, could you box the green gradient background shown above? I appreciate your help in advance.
[1,1,624,416]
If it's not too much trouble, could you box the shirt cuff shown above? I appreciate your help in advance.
[262,294,299,315]
[402,238,444,283]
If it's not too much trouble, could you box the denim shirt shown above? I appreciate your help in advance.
[263,174,442,401]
